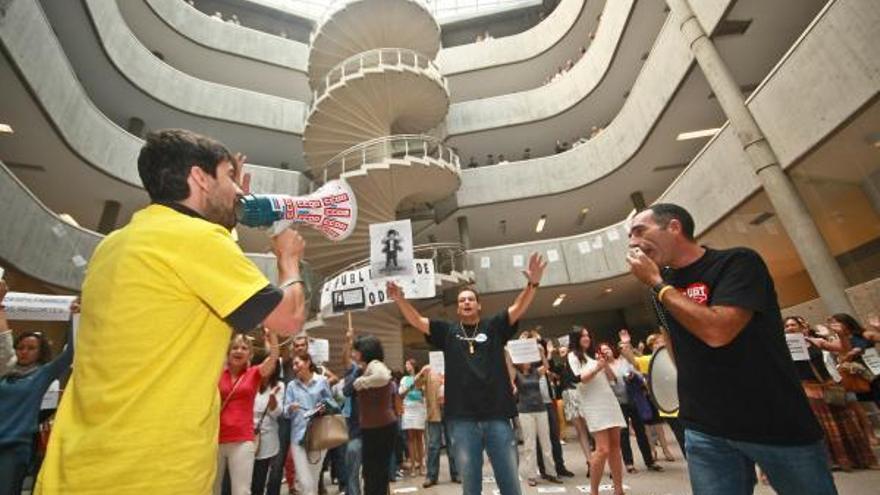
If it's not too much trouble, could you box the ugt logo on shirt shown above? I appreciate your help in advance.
[680,282,710,305]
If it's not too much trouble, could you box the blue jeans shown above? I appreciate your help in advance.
[345,437,362,495]
[448,419,522,495]
[426,421,458,482]
[685,429,838,495]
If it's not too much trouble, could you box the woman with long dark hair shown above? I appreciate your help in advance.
[567,326,626,495]
[349,335,397,495]
[0,283,76,495]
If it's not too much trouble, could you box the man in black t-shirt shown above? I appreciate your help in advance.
[626,203,836,495]
[386,252,547,495]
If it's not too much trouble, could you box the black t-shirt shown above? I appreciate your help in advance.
[660,247,821,445]
[427,310,518,420]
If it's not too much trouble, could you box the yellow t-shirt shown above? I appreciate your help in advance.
[36,204,269,495]
[635,354,678,419]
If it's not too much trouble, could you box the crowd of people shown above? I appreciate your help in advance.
[2,130,880,495]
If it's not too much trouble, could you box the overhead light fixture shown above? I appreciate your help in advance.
[0,124,13,134]
[58,213,80,227]
[552,294,566,307]
[604,287,614,293]
[676,128,722,141]
[749,211,775,226]
[577,208,589,226]
[535,214,547,233]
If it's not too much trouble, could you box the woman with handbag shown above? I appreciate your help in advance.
[597,342,661,474]
[349,335,398,495]
[284,352,336,495]
[216,330,280,495]
[251,366,284,495]
[786,316,878,470]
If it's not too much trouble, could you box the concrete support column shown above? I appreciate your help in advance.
[667,0,855,315]
[97,200,121,234]
[630,191,647,212]
[457,215,471,251]
[127,117,145,138]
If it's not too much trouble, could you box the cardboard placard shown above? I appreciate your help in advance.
[369,220,413,278]
[320,259,436,316]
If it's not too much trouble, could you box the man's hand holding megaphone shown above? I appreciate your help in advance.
[235,163,358,242]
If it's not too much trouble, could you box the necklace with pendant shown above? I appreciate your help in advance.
[460,321,480,354]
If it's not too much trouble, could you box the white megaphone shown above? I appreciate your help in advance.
[235,179,357,241]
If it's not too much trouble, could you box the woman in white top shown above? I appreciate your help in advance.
[567,326,626,495]
[399,358,428,475]
[251,366,284,495]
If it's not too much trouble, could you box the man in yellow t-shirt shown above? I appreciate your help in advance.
[36,129,309,494]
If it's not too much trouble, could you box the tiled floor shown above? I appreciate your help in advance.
[386,430,880,495]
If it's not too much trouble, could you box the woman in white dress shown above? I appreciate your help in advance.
[399,358,427,475]
[567,326,626,495]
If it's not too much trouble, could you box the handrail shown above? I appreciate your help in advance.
[311,134,461,185]
[311,47,445,107]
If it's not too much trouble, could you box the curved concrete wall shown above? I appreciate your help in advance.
[84,0,305,134]
[139,0,599,101]
[437,0,586,75]
[0,0,310,200]
[144,0,309,71]
[120,0,311,101]
[445,0,635,135]
[466,0,880,294]
[441,0,730,211]
[0,161,279,291]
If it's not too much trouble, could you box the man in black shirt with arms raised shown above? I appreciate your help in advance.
[626,203,835,495]
[387,252,547,495]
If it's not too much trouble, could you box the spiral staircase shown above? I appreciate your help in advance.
[301,0,463,369]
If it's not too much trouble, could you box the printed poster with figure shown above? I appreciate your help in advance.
[369,220,414,278]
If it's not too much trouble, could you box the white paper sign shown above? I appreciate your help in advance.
[546,249,559,263]
[606,229,620,242]
[591,236,603,250]
[3,292,77,321]
[557,335,570,348]
[862,348,880,375]
[480,256,491,269]
[309,338,330,364]
[320,259,436,316]
[577,241,591,254]
[507,338,541,364]
[428,351,445,375]
[512,254,524,268]
[785,333,810,361]
[369,220,413,278]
